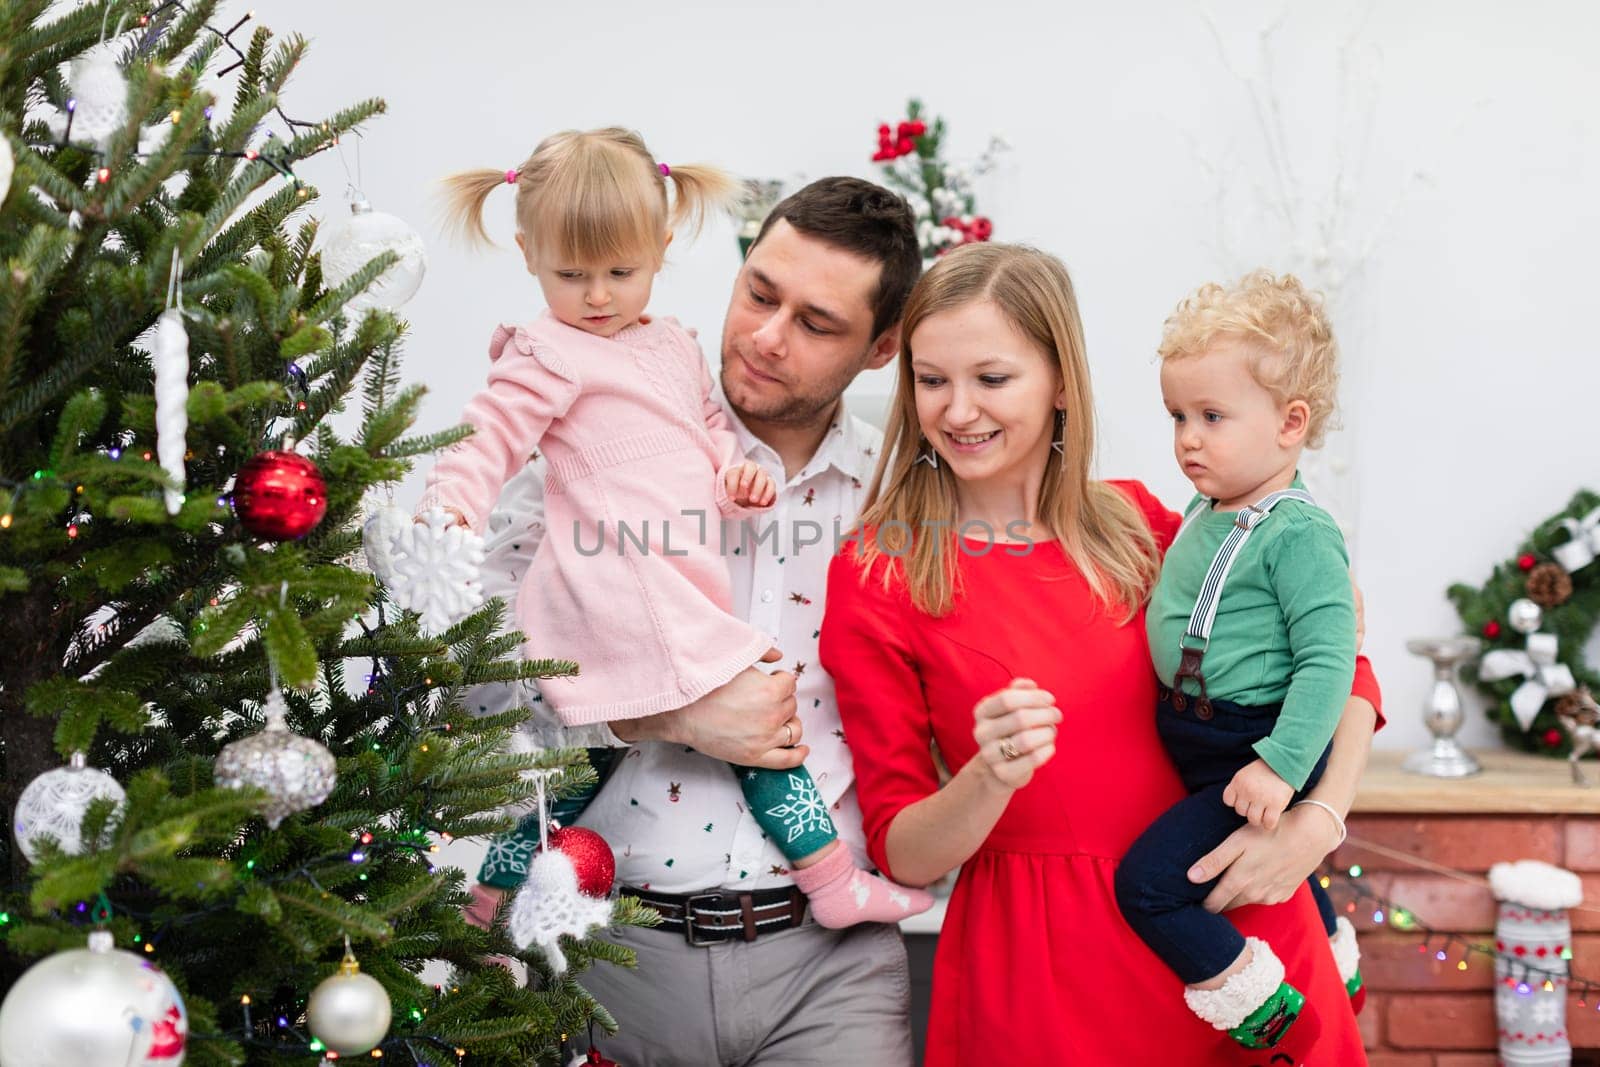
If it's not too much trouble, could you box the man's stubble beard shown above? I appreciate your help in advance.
[719,340,868,429]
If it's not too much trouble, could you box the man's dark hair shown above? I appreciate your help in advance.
[748,176,921,340]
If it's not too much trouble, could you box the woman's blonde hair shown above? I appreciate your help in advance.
[857,243,1161,620]
[440,127,741,266]
[1157,270,1341,448]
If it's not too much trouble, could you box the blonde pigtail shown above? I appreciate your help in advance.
[439,167,519,248]
[661,163,744,240]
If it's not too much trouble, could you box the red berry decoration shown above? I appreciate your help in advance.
[1483,619,1502,639]
[232,450,327,540]
[1545,728,1565,748]
[1519,553,1537,571]
[546,825,615,898]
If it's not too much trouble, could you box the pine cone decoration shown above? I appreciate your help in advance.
[1526,561,1574,608]
[1557,691,1585,720]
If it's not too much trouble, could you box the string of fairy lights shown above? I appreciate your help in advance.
[1327,864,1600,1005]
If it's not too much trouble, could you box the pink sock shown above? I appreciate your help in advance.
[789,844,934,929]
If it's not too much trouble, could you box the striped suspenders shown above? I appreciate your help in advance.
[1170,488,1316,717]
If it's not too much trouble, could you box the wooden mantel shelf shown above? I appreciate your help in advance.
[1354,747,1600,815]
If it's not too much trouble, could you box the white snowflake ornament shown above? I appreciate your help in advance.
[508,846,613,974]
[360,502,409,585]
[386,508,485,634]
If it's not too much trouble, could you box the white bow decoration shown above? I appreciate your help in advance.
[1552,506,1600,573]
[1480,632,1577,731]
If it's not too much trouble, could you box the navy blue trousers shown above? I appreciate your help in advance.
[1115,687,1334,985]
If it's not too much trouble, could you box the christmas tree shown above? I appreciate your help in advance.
[0,2,649,1063]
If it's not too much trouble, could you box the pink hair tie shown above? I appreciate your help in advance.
[505,169,518,184]
[658,163,671,177]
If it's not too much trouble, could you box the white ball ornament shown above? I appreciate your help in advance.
[0,930,188,1066]
[305,945,392,1056]
[0,135,13,209]
[1508,597,1544,636]
[13,751,126,864]
[318,195,427,314]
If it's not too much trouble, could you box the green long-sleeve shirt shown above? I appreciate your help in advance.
[1146,484,1356,790]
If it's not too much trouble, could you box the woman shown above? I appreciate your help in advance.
[818,244,1380,1064]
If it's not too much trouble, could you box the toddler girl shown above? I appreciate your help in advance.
[427,127,930,928]
[1114,271,1361,1058]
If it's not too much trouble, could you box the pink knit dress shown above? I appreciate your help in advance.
[420,312,773,724]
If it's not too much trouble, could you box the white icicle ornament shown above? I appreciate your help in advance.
[153,308,189,515]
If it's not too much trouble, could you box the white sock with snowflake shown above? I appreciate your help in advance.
[790,842,933,928]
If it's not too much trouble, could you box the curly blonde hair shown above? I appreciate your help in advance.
[1157,270,1340,449]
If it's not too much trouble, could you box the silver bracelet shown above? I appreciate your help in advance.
[1292,798,1347,847]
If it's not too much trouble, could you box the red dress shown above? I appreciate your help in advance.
[819,481,1382,1067]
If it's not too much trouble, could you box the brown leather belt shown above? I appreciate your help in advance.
[620,885,809,946]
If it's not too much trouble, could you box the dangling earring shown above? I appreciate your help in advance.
[915,438,940,470]
[1051,409,1066,456]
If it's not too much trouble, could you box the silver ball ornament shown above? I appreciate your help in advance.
[0,930,188,1066]
[318,196,427,314]
[13,751,126,864]
[213,689,336,828]
[306,949,391,1055]
[1508,597,1544,636]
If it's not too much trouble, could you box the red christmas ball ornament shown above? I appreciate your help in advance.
[585,1048,620,1067]
[1519,553,1537,571]
[546,825,615,898]
[232,450,327,540]
[1482,619,1502,639]
[1544,728,1565,748]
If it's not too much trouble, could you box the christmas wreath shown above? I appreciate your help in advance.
[1448,490,1600,753]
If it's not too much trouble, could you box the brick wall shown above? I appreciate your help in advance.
[1334,814,1600,1065]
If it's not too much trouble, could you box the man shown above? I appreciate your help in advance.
[468,177,925,1066]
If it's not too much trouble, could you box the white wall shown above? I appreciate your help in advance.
[261,0,1600,755]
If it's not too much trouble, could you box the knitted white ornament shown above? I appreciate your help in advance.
[385,508,485,634]
[360,502,409,585]
[508,846,612,974]
[69,51,128,145]
[152,308,189,515]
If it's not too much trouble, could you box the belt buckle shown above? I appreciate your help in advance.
[682,892,724,948]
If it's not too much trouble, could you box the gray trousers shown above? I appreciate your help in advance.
[576,918,914,1066]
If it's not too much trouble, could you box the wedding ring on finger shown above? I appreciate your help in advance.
[999,736,1022,761]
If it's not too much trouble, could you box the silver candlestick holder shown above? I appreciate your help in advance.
[1403,636,1484,777]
